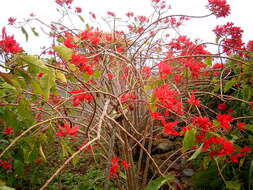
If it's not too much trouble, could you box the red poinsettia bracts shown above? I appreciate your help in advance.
[217,114,233,130]
[109,157,131,178]
[56,123,80,137]
[2,127,13,135]
[187,93,200,107]
[0,27,22,54]
[0,160,12,170]
[69,89,93,106]
[207,0,230,18]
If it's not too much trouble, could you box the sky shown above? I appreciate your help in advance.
[0,0,253,54]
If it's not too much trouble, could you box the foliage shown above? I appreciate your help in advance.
[0,0,253,189]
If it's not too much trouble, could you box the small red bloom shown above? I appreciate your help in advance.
[107,11,116,17]
[69,89,93,106]
[8,17,16,25]
[126,12,134,17]
[2,127,13,135]
[56,123,80,137]
[107,73,114,79]
[64,33,78,48]
[0,160,12,169]
[75,7,82,13]
[109,157,120,178]
[79,141,93,152]
[218,103,227,111]
[120,92,136,104]
[37,72,44,78]
[237,122,246,131]
[121,160,131,170]
[187,93,200,107]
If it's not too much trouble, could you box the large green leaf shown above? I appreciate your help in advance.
[144,174,175,190]
[20,55,48,74]
[224,80,237,93]
[53,46,73,61]
[0,72,21,90]
[226,181,241,190]
[17,99,33,120]
[183,128,196,151]
[40,70,56,100]
[14,160,24,176]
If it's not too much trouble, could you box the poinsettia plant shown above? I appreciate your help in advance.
[0,0,252,189]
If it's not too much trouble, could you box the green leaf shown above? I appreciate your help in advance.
[31,27,39,36]
[0,186,15,190]
[188,143,203,161]
[21,26,29,42]
[224,80,237,93]
[204,57,212,67]
[144,174,175,190]
[0,72,21,90]
[183,128,196,151]
[20,55,48,74]
[56,72,67,83]
[17,99,33,119]
[14,160,24,176]
[242,86,251,101]
[40,70,55,100]
[53,46,73,61]
[78,15,85,22]
[226,181,241,190]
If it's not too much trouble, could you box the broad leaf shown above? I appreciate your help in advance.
[144,174,175,190]
[53,46,73,61]
[224,80,237,93]
[183,128,196,151]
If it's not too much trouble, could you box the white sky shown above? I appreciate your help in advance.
[0,0,253,54]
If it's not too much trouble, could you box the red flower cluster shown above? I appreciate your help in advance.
[0,27,22,54]
[163,121,180,136]
[2,127,13,135]
[0,160,12,169]
[203,137,234,158]
[213,22,244,55]
[192,116,214,141]
[158,61,172,78]
[78,141,94,152]
[217,114,233,130]
[56,123,80,137]
[64,32,78,48]
[120,92,136,104]
[207,0,230,18]
[187,93,200,107]
[154,84,184,115]
[230,146,251,163]
[69,89,93,106]
[141,66,151,78]
[55,0,73,6]
[71,54,94,75]
[109,157,130,178]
